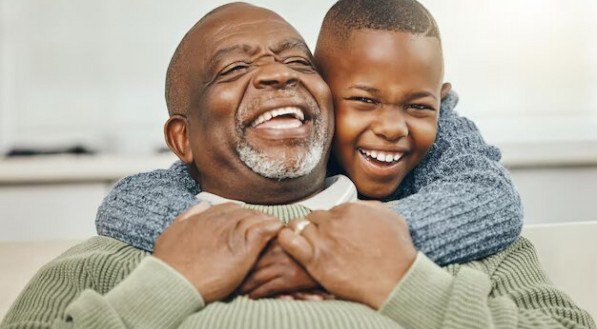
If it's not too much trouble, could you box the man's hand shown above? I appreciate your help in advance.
[278,202,417,309]
[154,202,283,304]
[239,239,319,298]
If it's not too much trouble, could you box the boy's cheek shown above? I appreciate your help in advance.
[410,120,438,151]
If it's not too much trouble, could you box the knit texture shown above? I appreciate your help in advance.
[95,91,523,265]
[2,201,594,329]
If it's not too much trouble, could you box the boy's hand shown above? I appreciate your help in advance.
[239,239,320,299]
[278,202,417,310]
[154,202,283,304]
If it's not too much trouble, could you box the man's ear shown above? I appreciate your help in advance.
[164,114,193,164]
[440,82,452,100]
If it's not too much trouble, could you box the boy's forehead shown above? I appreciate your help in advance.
[318,29,443,73]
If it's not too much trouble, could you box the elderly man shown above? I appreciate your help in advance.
[2,3,594,329]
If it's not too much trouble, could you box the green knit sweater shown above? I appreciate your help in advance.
[2,205,595,329]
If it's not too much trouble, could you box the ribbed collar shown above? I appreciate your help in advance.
[196,175,357,211]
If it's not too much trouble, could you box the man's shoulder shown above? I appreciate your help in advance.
[44,236,149,291]
[59,236,147,259]
[451,237,540,277]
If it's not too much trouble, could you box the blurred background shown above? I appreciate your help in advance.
[1,0,597,241]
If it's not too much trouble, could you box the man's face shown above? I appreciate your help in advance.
[184,5,333,201]
[316,30,445,198]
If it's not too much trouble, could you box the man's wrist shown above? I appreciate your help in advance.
[368,249,417,310]
[104,256,205,327]
[378,252,453,328]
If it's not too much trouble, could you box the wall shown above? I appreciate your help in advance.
[1,0,596,153]
[0,1,596,238]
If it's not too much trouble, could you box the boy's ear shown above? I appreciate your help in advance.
[440,82,452,100]
[164,115,194,164]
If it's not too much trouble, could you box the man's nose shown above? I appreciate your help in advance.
[252,62,299,90]
[371,107,409,141]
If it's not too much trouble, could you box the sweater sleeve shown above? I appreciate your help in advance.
[0,239,204,329]
[55,257,204,329]
[388,91,523,265]
[379,238,596,329]
[96,161,201,252]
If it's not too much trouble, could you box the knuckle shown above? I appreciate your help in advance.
[307,210,324,218]
[289,268,302,281]
[248,225,268,240]
[244,209,262,216]
[397,218,409,230]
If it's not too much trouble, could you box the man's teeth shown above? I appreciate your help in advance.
[251,107,305,127]
[359,148,403,163]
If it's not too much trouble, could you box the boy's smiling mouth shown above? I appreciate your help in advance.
[358,148,403,163]
[357,147,406,177]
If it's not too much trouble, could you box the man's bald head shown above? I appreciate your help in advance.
[162,3,334,204]
[165,3,287,117]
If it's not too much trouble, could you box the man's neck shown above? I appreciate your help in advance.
[195,166,330,205]
[198,175,357,211]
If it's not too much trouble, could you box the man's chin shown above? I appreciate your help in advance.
[237,143,323,180]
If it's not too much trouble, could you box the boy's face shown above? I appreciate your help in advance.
[316,30,450,198]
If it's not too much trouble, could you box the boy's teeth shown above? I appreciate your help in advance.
[359,148,403,163]
[251,107,305,127]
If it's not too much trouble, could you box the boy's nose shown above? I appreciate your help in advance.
[252,62,299,90]
[371,107,408,141]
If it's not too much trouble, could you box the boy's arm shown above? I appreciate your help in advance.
[379,238,596,329]
[95,161,200,252]
[388,91,523,265]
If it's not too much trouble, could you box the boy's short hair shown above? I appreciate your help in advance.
[320,0,440,43]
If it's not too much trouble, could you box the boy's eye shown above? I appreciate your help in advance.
[348,96,379,105]
[408,104,434,111]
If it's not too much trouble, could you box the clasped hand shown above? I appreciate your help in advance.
[154,201,417,310]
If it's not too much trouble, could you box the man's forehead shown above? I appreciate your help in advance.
[178,4,308,82]
[210,38,310,63]
[200,13,303,56]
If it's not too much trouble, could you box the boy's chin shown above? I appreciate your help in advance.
[355,181,400,200]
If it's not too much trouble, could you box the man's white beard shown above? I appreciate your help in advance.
[236,122,327,180]
[237,141,324,180]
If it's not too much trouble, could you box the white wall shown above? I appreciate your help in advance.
[0,0,596,235]
[425,0,597,145]
[510,166,597,224]
[1,0,596,153]
[0,0,336,154]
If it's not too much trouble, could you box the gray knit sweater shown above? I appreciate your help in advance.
[96,92,523,265]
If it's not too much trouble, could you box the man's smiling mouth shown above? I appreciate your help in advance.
[245,105,314,142]
[250,106,306,129]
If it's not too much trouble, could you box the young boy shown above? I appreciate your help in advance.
[96,0,522,297]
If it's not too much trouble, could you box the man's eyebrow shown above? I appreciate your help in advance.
[211,44,257,65]
[270,38,311,55]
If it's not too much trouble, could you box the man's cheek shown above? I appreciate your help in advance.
[205,85,244,121]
